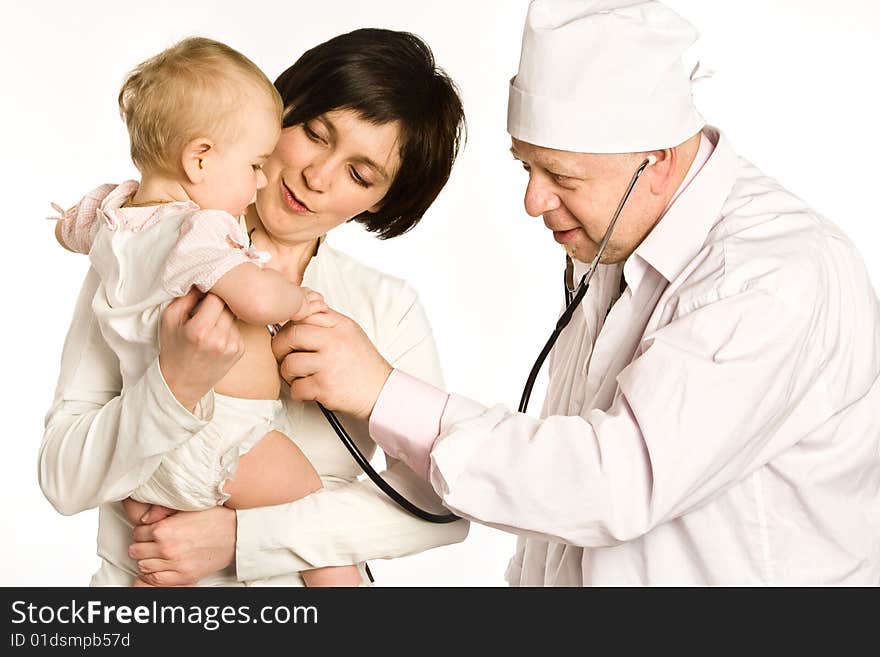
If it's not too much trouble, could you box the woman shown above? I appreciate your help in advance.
[40,28,468,586]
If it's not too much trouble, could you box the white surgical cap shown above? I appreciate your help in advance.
[507,0,706,153]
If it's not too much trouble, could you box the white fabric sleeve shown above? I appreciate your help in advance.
[235,287,469,580]
[423,288,825,547]
[162,210,268,298]
[39,267,215,515]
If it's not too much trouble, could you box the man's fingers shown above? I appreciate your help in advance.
[280,352,322,383]
[270,323,326,361]
[287,324,330,351]
[288,375,321,403]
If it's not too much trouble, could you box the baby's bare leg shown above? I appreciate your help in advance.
[224,431,364,586]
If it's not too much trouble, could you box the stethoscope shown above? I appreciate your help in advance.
[319,155,657,523]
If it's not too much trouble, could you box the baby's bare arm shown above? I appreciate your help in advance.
[210,263,305,325]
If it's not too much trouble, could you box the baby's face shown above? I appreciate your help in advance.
[196,95,281,217]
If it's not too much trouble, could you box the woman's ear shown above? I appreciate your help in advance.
[181,138,214,185]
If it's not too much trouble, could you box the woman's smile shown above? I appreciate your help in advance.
[281,179,314,214]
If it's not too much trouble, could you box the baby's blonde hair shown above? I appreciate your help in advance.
[118,37,282,175]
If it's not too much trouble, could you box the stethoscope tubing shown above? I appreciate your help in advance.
[321,157,654,523]
[520,156,652,414]
[317,402,459,523]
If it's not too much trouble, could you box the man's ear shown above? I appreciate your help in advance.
[181,138,213,185]
[645,147,676,196]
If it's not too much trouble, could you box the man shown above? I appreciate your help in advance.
[273,0,880,585]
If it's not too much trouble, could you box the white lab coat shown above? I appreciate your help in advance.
[428,127,880,585]
[40,240,467,585]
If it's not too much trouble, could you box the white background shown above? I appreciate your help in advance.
[1,0,878,586]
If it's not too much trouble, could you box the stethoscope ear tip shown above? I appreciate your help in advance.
[646,154,658,166]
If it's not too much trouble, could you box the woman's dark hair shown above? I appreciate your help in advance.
[274,28,465,239]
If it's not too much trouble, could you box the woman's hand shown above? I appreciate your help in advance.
[159,289,245,412]
[122,498,177,525]
[272,309,392,420]
[128,506,237,586]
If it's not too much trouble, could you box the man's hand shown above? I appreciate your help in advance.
[128,506,237,586]
[159,289,244,412]
[272,309,392,420]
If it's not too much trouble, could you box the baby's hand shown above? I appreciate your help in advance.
[290,288,329,322]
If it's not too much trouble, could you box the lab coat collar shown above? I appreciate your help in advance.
[630,126,738,286]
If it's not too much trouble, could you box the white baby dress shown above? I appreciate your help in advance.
[55,180,282,509]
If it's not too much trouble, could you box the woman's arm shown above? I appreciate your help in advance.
[39,269,244,514]
[234,288,468,581]
[129,287,468,585]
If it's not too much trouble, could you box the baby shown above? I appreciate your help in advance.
[51,37,363,587]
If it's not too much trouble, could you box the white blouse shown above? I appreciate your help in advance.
[40,238,468,585]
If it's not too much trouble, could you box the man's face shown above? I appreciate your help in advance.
[510,137,660,264]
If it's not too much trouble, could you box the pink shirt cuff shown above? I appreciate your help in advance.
[368,369,450,480]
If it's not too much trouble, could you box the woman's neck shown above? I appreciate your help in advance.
[244,206,318,285]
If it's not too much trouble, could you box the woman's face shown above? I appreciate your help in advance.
[254,108,402,244]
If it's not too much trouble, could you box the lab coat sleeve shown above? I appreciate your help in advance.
[235,289,469,580]
[424,288,825,547]
[39,267,213,515]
